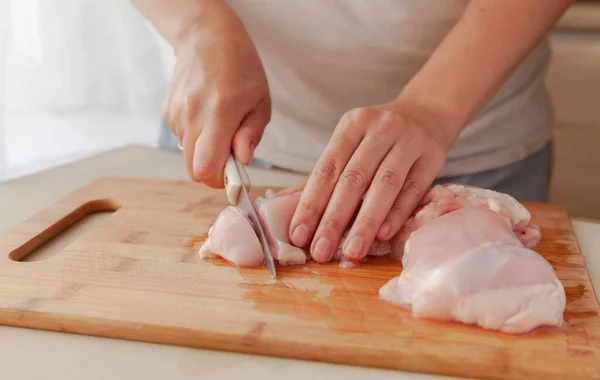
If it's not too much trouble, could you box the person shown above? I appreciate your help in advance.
[131,0,574,264]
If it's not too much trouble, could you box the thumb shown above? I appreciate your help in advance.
[232,98,270,165]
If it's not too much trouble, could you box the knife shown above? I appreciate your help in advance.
[224,152,277,278]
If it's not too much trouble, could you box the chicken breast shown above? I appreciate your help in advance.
[254,191,308,266]
[199,206,264,267]
[380,201,565,334]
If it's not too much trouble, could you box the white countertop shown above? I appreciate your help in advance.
[0,145,598,380]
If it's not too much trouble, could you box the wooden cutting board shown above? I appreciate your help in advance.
[0,177,599,379]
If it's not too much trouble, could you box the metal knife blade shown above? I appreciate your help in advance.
[224,153,277,278]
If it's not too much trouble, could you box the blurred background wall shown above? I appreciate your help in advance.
[0,0,175,180]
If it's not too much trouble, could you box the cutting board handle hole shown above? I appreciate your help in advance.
[9,199,119,262]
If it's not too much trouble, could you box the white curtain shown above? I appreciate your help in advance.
[0,0,176,181]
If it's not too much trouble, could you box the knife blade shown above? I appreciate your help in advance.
[224,153,277,278]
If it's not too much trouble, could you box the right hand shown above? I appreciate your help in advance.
[164,2,271,187]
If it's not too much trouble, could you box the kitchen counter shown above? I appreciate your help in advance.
[0,145,598,380]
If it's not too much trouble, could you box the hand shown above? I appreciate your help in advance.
[163,2,271,187]
[288,102,460,263]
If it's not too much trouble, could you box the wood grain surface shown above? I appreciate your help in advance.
[0,177,598,379]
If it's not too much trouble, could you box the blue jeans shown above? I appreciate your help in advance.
[157,120,552,202]
[431,143,552,203]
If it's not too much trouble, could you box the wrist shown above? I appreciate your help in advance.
[388,92,467,152]
[172,0,241,56]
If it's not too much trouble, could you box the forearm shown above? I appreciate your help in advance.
[394,0,574,148]
[130,0,240,50]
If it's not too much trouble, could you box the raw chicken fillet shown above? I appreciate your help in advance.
[254,190,308,265]
[379,184,566,334]
[199,206,264,267]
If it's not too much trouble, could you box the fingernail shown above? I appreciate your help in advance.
[291,224,309,247]
[379,223,391,240]
[345,235,364,259]
[248,142,256,163]
[312,237,332,262]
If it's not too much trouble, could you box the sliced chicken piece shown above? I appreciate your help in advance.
[379,207,565,334]
[254,191,308,265]
[199,206,264,267]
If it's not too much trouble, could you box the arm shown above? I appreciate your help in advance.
[289,0,574,263]
[130,0,243,53]
[394,0,575,148]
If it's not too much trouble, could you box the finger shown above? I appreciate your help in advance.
[162,77,177,130]
[181,125,199,181]
[163,92,181,139]
[192,103,241,187]
[309,130,392,263]
[342,142,421,261]
[163,62,188,134]
[183,93,201,133]
[175,96,197,148]
[375,152,445,242]
[232,97,271,165]
[417,187,434,207]
[288,111,363,249]
[178,94,202,178]
[168,102,190,147]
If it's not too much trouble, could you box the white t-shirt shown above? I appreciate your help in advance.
[226,0,554,177]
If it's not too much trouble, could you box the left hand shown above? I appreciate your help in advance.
[287,102,460,263]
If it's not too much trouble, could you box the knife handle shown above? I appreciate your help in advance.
[224,153,251,205]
